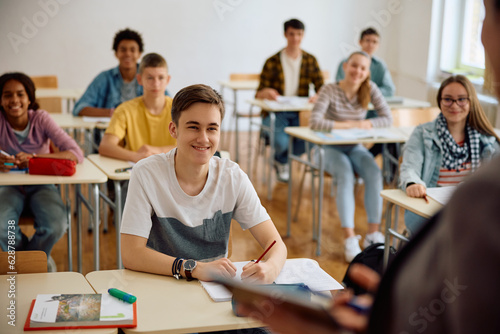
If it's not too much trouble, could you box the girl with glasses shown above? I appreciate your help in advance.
[399,75,500,235]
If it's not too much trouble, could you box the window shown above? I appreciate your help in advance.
[440,0,485,79]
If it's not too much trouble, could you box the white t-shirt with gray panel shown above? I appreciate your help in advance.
[120,149,270,261]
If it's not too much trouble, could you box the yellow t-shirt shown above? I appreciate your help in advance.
[105,96,176,151]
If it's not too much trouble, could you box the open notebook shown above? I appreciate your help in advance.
[200,258,343,302]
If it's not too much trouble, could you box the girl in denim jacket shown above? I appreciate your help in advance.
[399,75,500,235]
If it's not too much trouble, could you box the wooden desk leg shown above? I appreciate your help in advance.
[114,180,123,269]
[92,184,100,271]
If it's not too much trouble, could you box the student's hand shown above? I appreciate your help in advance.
[192,258,237,281]
[241,261,278,284]
[406,183,427,198]
[15,152,35,169]
[134,145,158,162]
[357,120,373,129]
[308,94,319,103]
[236,264,379,334]
[0,152,17,173]
[257,88,280,101]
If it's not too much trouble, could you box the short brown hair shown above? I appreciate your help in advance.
[171,84,225,125]
[138,53,168,74]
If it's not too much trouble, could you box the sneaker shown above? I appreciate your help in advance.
[274,161,289,183]
[363,231,385,248]
[344,235,362,262]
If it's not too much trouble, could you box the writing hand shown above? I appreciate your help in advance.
[406,184,427,198]
[241,261,276,284]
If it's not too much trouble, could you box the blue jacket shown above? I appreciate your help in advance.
[399,118,499,190]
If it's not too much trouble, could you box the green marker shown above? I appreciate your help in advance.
[108,288,137,304]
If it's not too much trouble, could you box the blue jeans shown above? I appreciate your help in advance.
[0,185,67,256]
[320,144,383,228]
[404,210,429,236]
[262,112,305,164]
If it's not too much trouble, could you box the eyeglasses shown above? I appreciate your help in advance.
[440,97,469,107]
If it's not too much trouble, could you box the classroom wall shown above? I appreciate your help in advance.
[0,0,439,126]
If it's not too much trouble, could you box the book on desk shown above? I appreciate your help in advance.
[200,258,343,302]
[24,293,137,330]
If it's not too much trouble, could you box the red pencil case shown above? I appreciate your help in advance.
[28,157,76,176]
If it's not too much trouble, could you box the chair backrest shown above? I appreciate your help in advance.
[229,73,260,81]
[0,250,47,274]
[391,107,441,127]
[31,75,62,113]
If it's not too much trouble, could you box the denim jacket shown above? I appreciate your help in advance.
[399,119,499,190]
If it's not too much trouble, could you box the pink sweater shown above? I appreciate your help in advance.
[0,109,84,163]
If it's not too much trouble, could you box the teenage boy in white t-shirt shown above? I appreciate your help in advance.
[120,84,287,283]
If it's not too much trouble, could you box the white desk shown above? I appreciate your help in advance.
[218,80,259,161]
[0,159,108,272]
[380,189,442,268]
[86,269,262,334]
[87,154,132,270]
[247,99,314,200]
[0,272,115,334]
[285,127,409,256]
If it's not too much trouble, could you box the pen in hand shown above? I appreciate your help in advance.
[115,167,132,173]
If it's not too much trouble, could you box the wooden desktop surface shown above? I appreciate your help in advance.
[0,158,107,186]
[86,269,262,334]
[380,189,442,218]
[36,88,84,100]
[0,272,115,334]
[87,154,133,181]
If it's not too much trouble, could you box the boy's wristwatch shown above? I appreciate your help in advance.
[183,259,197,281]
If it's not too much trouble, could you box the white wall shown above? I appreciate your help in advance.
[0,0,438,122]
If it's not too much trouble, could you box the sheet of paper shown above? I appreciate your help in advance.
[200,259,342,302]
[83,116,111,123]
[315,128,401,141]
[426,186,457,205]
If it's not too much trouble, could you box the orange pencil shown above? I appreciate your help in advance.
[423,194,429,204]
[255,240,276,263]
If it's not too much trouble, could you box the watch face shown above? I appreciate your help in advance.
[184,259,196,270]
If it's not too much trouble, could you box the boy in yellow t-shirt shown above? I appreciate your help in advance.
[99,53,176,162]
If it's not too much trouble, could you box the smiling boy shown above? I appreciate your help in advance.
[120,84,286,283]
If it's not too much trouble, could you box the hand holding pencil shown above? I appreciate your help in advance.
[241,240,277,284]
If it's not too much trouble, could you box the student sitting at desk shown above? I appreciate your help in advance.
[0,72,84,264]
[73,28,153,118]
[335,27,395,97]
[120,84,287,284]
[256,18,324,182]
[310,51,392,262]
[399,75,499,236]
[98,52,176,163]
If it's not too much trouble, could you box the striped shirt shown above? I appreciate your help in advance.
[437,140,472,186]
[309,82,392,130]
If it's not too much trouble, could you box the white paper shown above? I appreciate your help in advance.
[200,259,342,302]
[315,128,402,141]
[426,186,457,205]
[99,294,134,321]
[82,116,111,123]
[263,96,310,110]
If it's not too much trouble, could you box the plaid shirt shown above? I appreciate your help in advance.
[257,50,324,97]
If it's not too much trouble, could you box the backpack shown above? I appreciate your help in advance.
[342,243,397,295]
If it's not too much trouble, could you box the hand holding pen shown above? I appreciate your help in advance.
[0,149,17,172]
